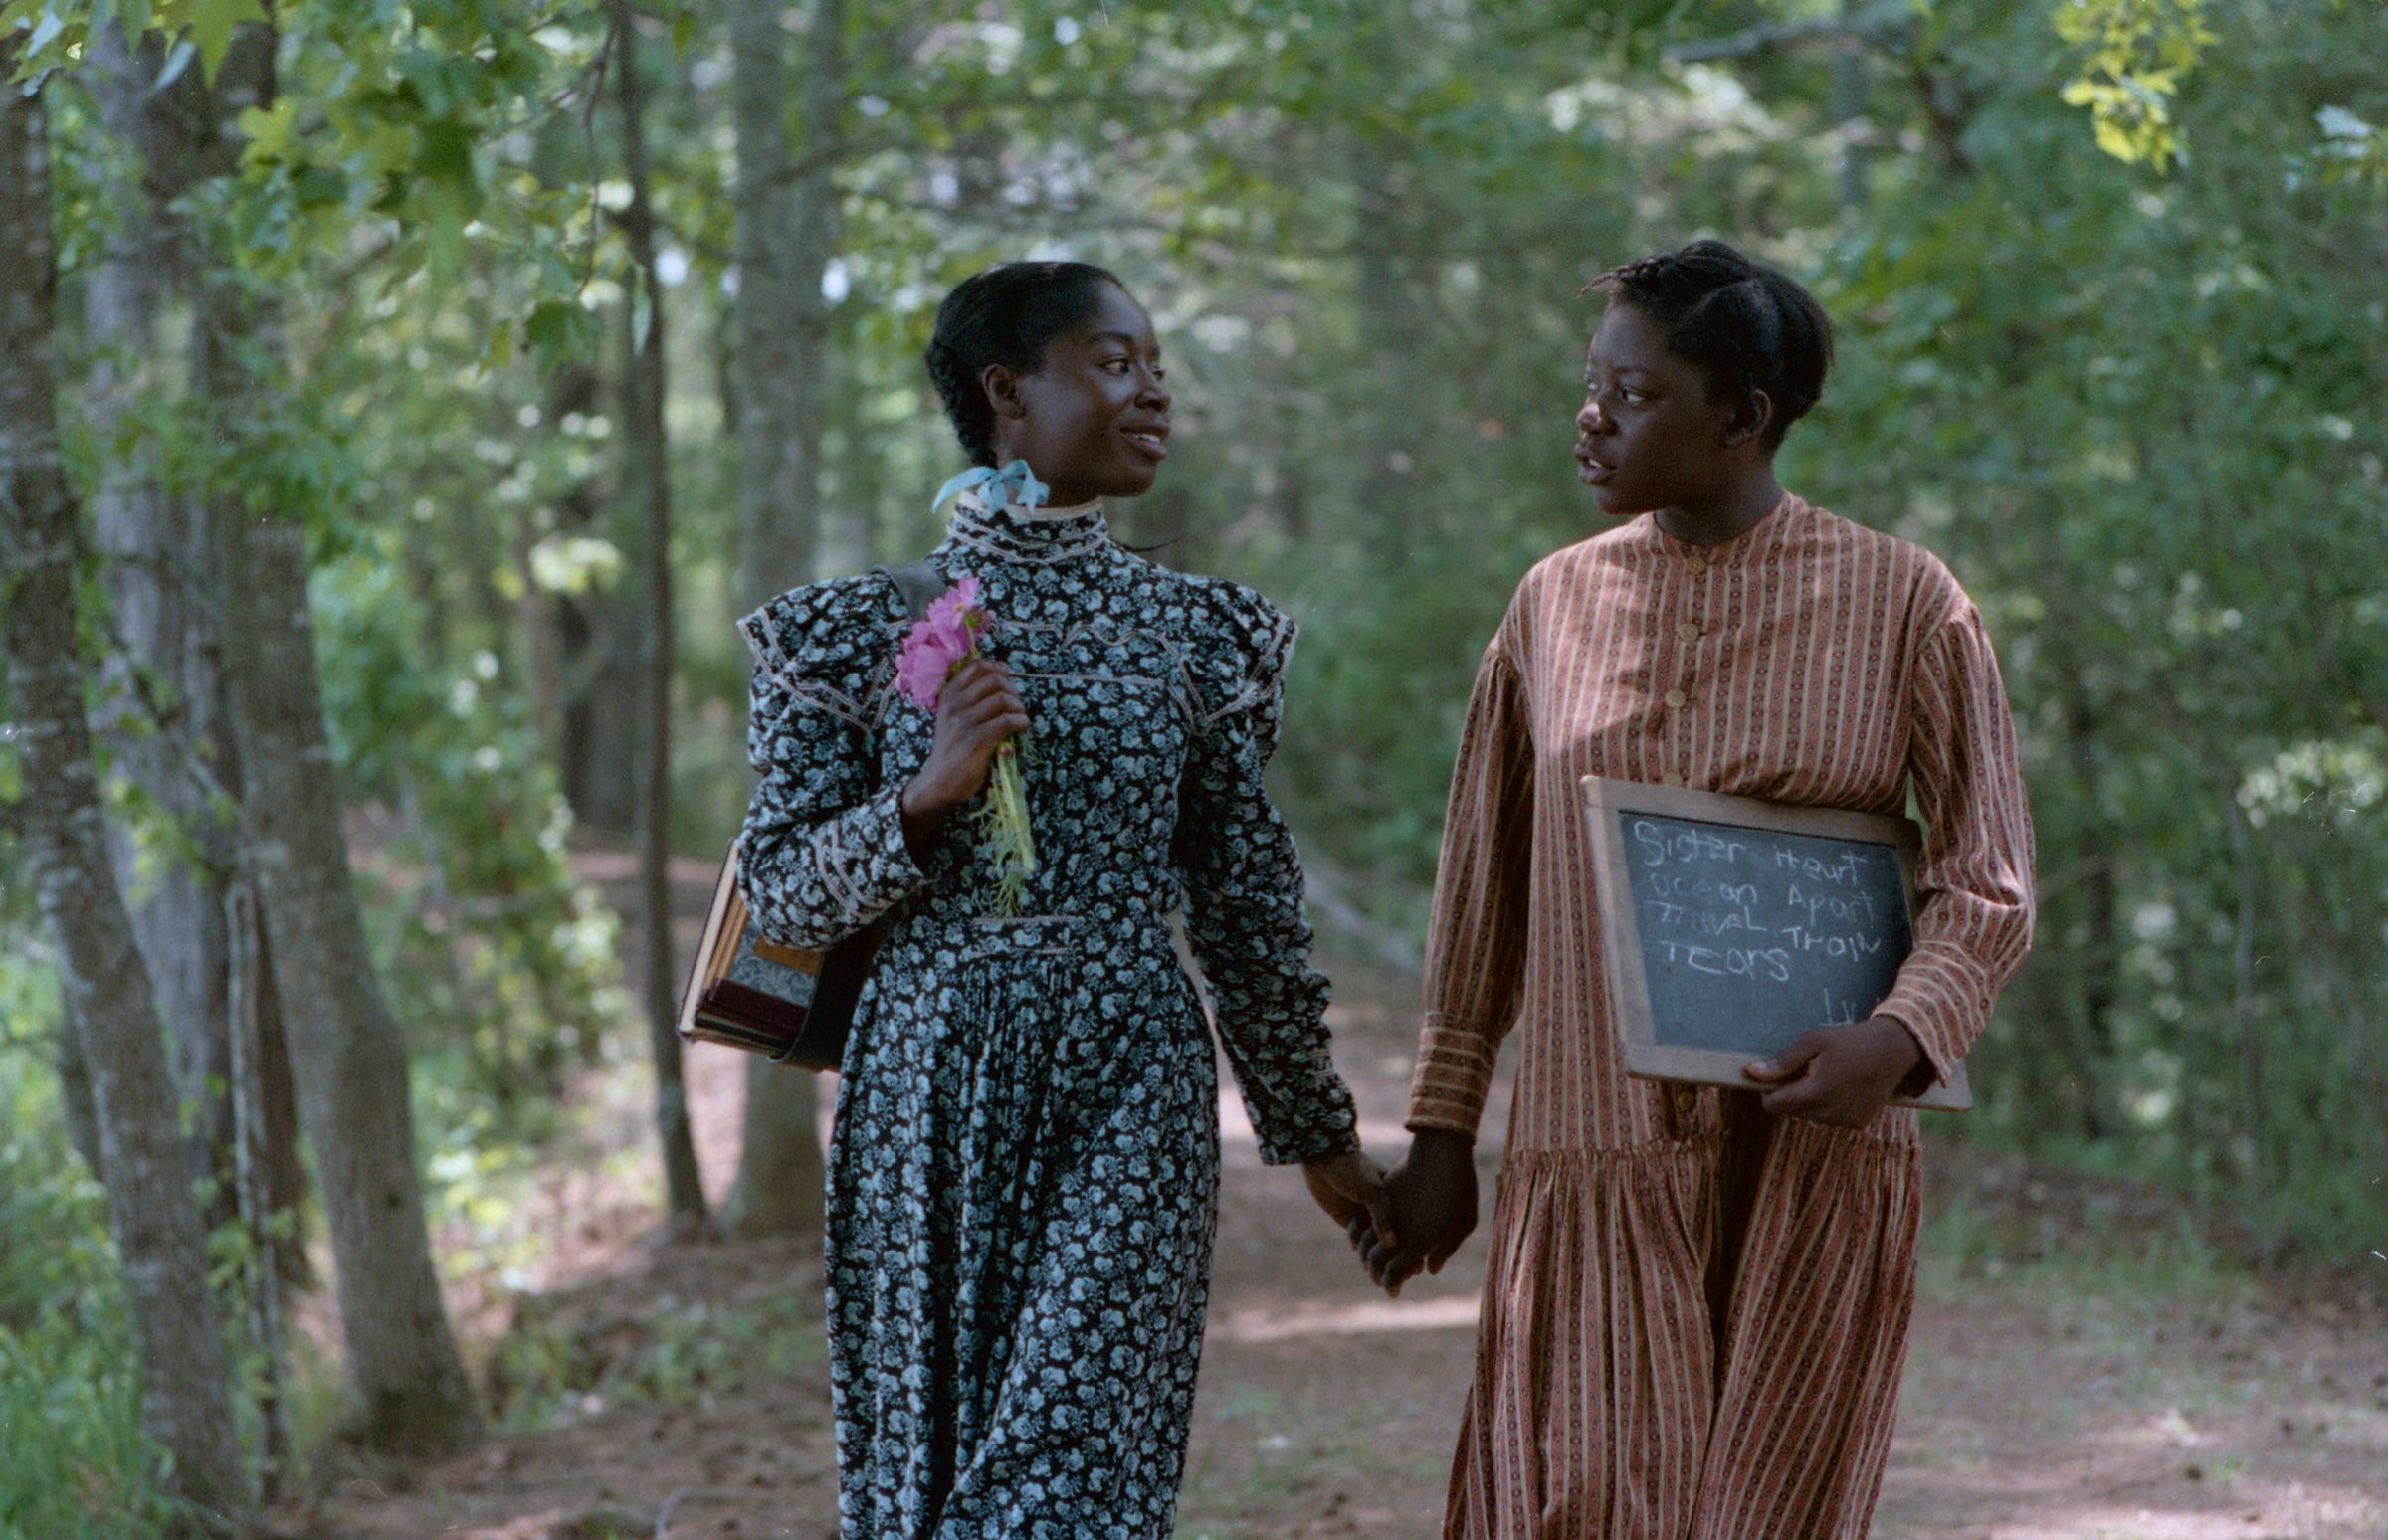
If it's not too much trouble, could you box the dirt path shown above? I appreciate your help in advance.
[275,868,2388,1540]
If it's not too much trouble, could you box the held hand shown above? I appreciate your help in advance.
[1302,1150,1398,1251]
[899,656,1029,860]
[1743,1016,1926,1127]
[1349,1129,1478,1298]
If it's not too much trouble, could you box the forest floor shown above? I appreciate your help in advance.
[267,846,2388,1540]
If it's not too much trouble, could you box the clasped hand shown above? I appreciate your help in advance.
[1345,1018,1928,1297]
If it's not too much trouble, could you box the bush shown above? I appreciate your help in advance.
[0,1015,181,1539]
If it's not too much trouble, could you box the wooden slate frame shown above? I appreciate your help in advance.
[1579,776,1972,1113]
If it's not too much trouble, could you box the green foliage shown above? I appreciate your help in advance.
[2052,0,2215,169]
[314,540,626,1125]
[486,1289,824,1432]
[2310,102,2388,190]
[1816,0,2388,1256]
[0,1028,181,1539]
[10,6,2384,1515]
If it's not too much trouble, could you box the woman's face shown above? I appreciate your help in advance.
[1573,300,1748,518]
[994,284,1173,506]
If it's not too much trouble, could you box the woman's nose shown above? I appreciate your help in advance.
[1578,394,1605,433]
[1140,371,1171,410]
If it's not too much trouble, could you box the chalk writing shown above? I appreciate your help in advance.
[1617,812,1913,1057]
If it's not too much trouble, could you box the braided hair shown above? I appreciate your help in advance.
[924,261,1127,467]
[1590,240,1834,449]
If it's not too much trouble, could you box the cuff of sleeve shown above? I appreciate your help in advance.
[1256,1119,1361,1168]
[1249,1067,1361,1166]
[1404,1014,1493,1142]
[1874,944,1990,1090]
[822,784,929,921]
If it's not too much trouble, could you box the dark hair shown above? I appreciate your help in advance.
[924,261,1126,467]
[1590,240,1834,449]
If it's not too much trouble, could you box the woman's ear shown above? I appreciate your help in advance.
[1722,387,1775,449]
[981,362,1027,422]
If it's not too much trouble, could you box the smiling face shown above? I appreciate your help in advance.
[987,284,1173,506]
[1573,299,1766,522]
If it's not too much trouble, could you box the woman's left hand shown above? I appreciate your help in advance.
[1301,1149,1399,1251]
[1743,1016,1926,1127]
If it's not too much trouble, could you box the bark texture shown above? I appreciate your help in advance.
[721,0,845,1241]
[85,22,248,1237]
[614,0,709,1227]
[0,49,251,1532]
[202,274,484,1454]
[212,473,484,1452]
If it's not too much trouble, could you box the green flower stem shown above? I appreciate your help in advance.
[979,738,1038,916]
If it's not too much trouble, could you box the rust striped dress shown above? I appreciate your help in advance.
[1407,495,2035,1540]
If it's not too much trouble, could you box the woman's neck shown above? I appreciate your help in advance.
[1652,472,1784,547]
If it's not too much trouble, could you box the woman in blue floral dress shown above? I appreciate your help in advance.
[736,261,1394,1538]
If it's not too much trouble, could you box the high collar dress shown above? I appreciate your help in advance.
[1407,496,2036,1539]
[737,493,1360,1539]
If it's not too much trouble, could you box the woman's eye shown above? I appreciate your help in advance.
[1102,359,1131,374]
[1620,388,1649,405]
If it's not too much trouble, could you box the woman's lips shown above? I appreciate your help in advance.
[1577,448,1614,484]
[1123,427,1170,462]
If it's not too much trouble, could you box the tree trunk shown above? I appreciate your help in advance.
[55,1011,107,1181]
[200,263,484,1453]
[721,0,843,1242]
[0,51,252,1530]
[2224,797,2268,1203]
[614,0,709,1229]
[84,21,244,1234]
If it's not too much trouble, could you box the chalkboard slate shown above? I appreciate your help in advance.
[1580,777,1970,1113]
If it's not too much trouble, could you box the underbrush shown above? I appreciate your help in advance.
[0,1036,183,1540]
[1917,1136,2311,1315]
[486,1285,826,1433]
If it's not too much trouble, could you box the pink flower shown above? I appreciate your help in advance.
[895,576,987,712]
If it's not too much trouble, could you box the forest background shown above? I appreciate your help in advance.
[1,0,2384,1534]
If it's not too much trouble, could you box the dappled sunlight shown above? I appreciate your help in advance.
[1215,1294,1481,1343]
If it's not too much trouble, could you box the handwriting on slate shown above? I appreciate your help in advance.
[1625,817,1901,1028]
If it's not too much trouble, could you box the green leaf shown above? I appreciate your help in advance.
[525,298,597,365]
[186,0,265,79]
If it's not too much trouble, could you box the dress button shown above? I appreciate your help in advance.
[1677,620,1700,642]
[1662,772,1684,788]
[1664,688,1688,709]
[1686,557,1708,576]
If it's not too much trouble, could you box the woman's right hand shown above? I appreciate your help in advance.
[899,656,1030,863]
[1350,1128,1479,1297]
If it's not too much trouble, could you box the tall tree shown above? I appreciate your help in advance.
[0,37,252,1531]
[613,0,708,1230]
[82,16,312,1281]
[720,0,845,1242]
[84,28,240,1195]
[209,285,486,1449]
[186,16,484,1438]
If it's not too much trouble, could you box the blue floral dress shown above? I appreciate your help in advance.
[736,494,1361,1539]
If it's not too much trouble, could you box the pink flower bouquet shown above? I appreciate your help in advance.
[896,576,1037,914]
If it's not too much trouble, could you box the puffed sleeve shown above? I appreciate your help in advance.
[1169,579,1360,1167]
[1872,590,2037,1088]
[735,577,931,949]
[1404,613,1535,1142]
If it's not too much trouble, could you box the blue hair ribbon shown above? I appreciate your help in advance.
[932,459,1049,518]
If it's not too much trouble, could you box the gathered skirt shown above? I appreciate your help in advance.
[1447,1098,1923,1540]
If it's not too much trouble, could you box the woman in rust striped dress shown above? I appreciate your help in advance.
[1358,241,2037,1538]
